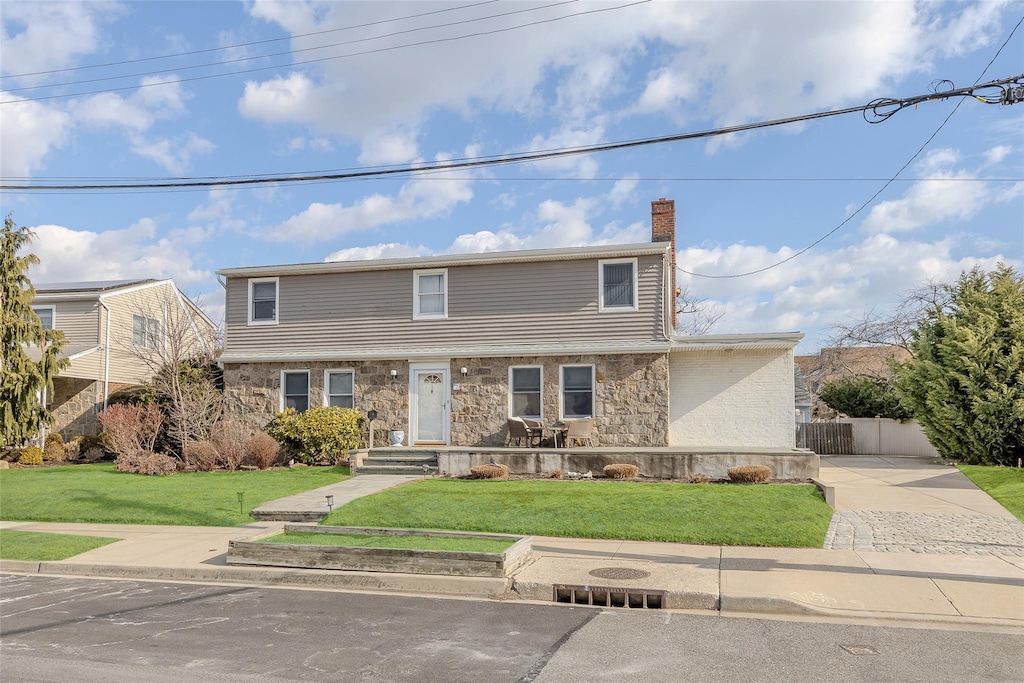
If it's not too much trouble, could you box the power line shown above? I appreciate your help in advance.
[678,15,1024,280]
[0,0,648,105]
[3,74,1019,192]
[2,0,575,93]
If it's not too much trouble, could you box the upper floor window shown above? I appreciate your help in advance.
[509,366,542,420]
[249,277,279,325]
[281,370,309,412]
[413,269,447,320]
[561,365,595,419]
[132,314,162,350]
[325,370,355,409]
[599,258,638,312]
[32,306,55,330]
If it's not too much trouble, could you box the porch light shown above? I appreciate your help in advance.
[461,367,468,376]
[390,369,398,378]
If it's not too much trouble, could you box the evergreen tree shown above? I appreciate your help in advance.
[819,375,911,420]
[895,265,1024,466]
[0,215,68,447]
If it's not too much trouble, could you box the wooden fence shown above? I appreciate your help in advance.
[795,423,854,454]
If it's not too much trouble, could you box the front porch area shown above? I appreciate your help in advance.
[355,446,819,480]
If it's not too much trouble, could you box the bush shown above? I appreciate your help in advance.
[43,433,66,461]
[248,432,280,470]
[603,464,639,479]
[98,403,163,459]
[550,469,564,480]
[115,451,144,472]
[265,407,364,465]
[470,464,509,479]
[184,440,219,472]
[82,447,105,462]
[211,420,252,470]
[137,452,177,476]
[686,472,710,484]
[63,439,81,460]
[77,434,106,453]
[728,465,772,483]
[18,447,43,465]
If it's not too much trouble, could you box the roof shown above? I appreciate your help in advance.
[34,279,155,293]
[216,242,668,278]
[669,332,804,351]
[25,343,101,363]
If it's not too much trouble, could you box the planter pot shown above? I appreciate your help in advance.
[389,430,405,447]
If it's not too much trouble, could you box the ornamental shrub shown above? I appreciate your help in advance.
[63,439,81,460]
[603,464,640,479]
[470,464,509,479]
[137,451,177,476]
[18,447,43,465]
[43,433,66,461]
[727,465,772,483]
[210,419,252,470]
[248,432,280,470]
[184,440,218,472]
[265,407,364,465]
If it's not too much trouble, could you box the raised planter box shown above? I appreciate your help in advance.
[227,524,533,578]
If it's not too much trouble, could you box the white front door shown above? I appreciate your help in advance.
[410,364,449,445]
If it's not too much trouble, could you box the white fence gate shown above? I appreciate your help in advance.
[835,418,939,457]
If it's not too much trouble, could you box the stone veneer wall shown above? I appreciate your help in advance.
[49,377,101,438]
[223,353,669,447]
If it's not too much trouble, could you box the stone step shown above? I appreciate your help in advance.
[357,465,439,476]
[362,459,439,468]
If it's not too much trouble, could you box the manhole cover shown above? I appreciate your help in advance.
[588,567,651,580]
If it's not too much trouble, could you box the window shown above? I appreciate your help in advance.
[281,371,309,412]
[249,277,279,325]
[32,306,55,330]
[561,365,595,418]
[599,258,638,311]
[132,314,162,350]
[509,366,542,419]
[325,370,355,409]
[413,269,447,319]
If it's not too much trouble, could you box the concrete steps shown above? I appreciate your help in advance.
[358,450,439,476]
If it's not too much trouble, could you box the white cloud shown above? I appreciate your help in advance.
[129,132,215,174]
[28,219,210,286]
[187,188,245,231]
[0,96,72,177]
[325,243,430,262]
[358,128,420,165]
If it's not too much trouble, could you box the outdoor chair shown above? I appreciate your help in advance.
[563,418,596,447]
[506,417,540,447]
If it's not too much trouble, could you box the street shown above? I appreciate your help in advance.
[1,574,1021,682]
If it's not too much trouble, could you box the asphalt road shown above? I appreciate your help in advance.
[2,574,1021,682]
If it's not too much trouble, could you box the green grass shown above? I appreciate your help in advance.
[259,531,514,553]
[0,463,350,526]
[0,529,120,561]
[323,479,834,547]
[958,465,1024,521]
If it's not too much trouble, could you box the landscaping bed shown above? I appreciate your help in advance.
[228,524,532,577]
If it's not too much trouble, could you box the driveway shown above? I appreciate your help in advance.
[818,455,1024,557]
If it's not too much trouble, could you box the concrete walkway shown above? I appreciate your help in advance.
[252,474,422,520]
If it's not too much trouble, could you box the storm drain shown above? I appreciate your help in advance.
[552,583,665,609]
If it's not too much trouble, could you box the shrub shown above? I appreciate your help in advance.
[603,464,639,479]
[211,420,252,470]
[63,439,81,460]
[137,452,177,476]
[18,447,43,465]
[98,403,163,459]
[43,433,66,461]
[248,432,280,470]
[470,464,509,479]
[550,469,565,480]
[77,434,105,452]
[82,447,105,462]
[115,451,145,473]
[686,472,710,484]
[265,407,364,465]
[728,465,772,483]
[184,440,219,472]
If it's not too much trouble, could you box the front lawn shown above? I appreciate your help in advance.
[259,531,514,554]
[323,479,834,547]
[0,464,350,526]
[0,529,121,561]
[958,465,1024,521]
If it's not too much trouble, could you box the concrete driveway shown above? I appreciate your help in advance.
[818,455,1024,558]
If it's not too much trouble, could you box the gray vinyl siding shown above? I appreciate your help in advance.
[49,300,101,345]
[62,350,104,380]
[224,254,667,354]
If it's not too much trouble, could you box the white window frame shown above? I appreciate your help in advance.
[32,305,56,330]
[131,313,163,351]
[248,277,280,326]
[508,365,543,420]
[280,370,310,413]
[413,268,448,320]
[598,257,639,312]
[560,364,596,419]
[323,369,356,409]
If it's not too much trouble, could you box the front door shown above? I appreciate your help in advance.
[410,364,449,445]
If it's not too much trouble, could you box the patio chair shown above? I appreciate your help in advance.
[522,418,550,447]
[506,417,540,447]
[563,418,596,447]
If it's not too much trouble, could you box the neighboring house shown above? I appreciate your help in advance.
[217,199,802,449]
[30,279,217,438]
[795,346,911,420]
[794,365,812,423]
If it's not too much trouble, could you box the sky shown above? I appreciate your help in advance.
[2,0,1022,353]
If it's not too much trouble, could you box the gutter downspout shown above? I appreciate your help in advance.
[98,298,111,410]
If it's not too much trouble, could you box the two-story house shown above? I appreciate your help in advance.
[30,279,216,438]
[217,200,802,453]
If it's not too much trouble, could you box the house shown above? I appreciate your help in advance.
[30,279,217,438]
[217,199,803,455]
[796,345,911,420]
[794,365,812,423]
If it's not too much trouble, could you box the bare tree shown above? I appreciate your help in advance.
[829,280,951,356]
[675,284,726,336]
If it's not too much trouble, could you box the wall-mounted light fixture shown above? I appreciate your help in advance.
[390,369,398,379]
[461,367,468,376]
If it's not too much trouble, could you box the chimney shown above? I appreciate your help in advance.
[651,198,677,333]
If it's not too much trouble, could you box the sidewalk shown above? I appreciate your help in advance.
[2,456,1022,629]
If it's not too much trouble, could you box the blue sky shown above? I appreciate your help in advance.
[2,0,1022,352]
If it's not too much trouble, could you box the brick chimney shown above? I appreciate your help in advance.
[651,198,677,333]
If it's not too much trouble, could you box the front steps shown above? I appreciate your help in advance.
[357,449,439,475]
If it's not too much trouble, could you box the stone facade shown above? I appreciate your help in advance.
[48,379,135,438]
[222,353,670,448]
